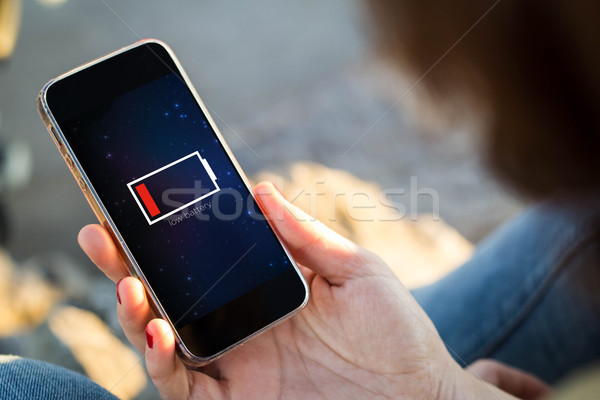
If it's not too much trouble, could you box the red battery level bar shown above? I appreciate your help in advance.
[134,183,161,217]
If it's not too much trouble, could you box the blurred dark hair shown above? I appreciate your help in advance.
[368,1,600,199]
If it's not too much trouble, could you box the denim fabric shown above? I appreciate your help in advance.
[413,193,600,384]
[0,355,117,400]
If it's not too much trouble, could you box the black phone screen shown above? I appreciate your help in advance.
[45,42,307,358]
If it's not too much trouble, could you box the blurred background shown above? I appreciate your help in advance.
[0,0,522,398]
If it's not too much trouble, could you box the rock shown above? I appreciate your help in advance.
[0,249,63,336]
[45,306,147,400]
[21,252,98,302]
[0,250,149,399]
[1,305,149,399]
[0,0,21,60]
[21,252,124,337]
[254,162,474,288]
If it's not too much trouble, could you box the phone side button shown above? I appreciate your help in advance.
[65,155,74,169]
[50,127,63,148]
[78,178,87,192]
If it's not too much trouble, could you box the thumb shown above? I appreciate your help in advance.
[254,181,378,286]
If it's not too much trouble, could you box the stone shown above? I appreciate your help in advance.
[46,306,147,400]
[253,162,474,288]
[0,249,63,337]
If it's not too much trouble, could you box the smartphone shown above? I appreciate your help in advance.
[37,39,309,367]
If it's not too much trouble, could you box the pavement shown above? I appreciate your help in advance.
[0,0,369,264]
[0,0,521,265]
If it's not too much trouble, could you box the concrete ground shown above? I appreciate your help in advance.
[0,0,369,264]
[0,0,521,265]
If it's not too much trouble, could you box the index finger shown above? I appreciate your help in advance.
[78,224,129,283]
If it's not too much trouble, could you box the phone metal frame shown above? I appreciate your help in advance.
[36,39,309,368]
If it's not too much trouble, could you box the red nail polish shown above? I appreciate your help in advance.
[146,326,154,349]
[116,278,124,304]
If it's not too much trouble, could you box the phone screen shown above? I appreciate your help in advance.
[45,42,307,358]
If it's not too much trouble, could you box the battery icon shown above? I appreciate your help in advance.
[127,151,220,225]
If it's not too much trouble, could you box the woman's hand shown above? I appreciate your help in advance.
[78,181,522,400]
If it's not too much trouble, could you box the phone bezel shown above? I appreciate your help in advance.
[36,39,309,368]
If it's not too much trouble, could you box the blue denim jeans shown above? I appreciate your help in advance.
[0,355,117,399]
[413,192,600,384]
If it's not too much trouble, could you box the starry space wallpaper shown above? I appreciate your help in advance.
[60,72,292,329]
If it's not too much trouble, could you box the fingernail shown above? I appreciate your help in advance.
[146,326,154,349]
[116,278,124,305]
